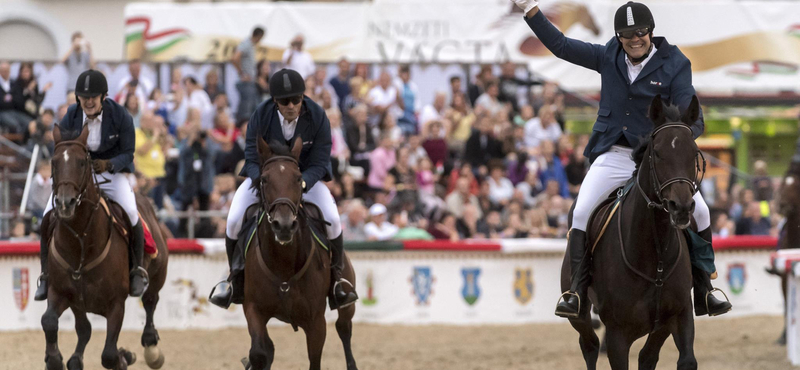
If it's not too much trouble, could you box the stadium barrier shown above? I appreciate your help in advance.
[0,236,782,331]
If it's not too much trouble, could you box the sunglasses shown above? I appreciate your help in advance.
[276,95,303,106]
[617,27,650,39]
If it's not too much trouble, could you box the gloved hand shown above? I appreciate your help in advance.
[510,0,539,14]
[92,159,111,173]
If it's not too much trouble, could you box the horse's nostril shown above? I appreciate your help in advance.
[271,220,281,230]
[291,220,298,230]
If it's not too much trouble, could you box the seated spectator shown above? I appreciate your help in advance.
[422,120,448,168]
[565,142,588,198]
[0,61,32,135]
[364,203,398,241]
[428,212,460,241]
[419,92,447,131]
[388,147,417,200]
[538,140,570,198]
[341,199,368,242]
[446,177,482,219]
[391,211,434,240]
[525,208,556,238]
[329,109,350,180]
[468,65,493,107]
[367,133,396,192]
[456,204,484,239]
[124,92,142,128]
[474,80,505,117]
[394,65,419,135]
[345,104,375,182]
[27,161,52,220]
[477,210,504,239]
[13,62,51,121]
[507,152,530,186]
[406,135,430,171]
[135,113,168,209]
[486,163,514,206]
[445,93,476,154]
[416,157,437,198]
[367,71,399,127]
[525,105,563,148]
[210,111,242,174]
[380,112,403,146]
[712,211,735,238]
[735,202,771,236]
[516,171,543,208]
[204,69,223,101]
[446,163,480,196]
[25,108,55,155]
[464,114,504,169]
[184,76,214,130]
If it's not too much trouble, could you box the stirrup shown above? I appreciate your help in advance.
[333,278,357,308]
[208,280,230,298]
[555,291,581,317]
[36,273,48,288]
[131,266,150,293]
[705,288,731,317]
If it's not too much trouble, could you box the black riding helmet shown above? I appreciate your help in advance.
[269,68,305,99]
[74,69,108,98]
[614,1,655,36]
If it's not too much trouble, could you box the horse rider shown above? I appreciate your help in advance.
[510,0,732,318]
[35,69,148,300]
[209,68,359,310]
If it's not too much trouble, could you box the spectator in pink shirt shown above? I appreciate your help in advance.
[367,133,396,191]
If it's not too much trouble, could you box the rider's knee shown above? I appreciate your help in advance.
[326,215,342,240]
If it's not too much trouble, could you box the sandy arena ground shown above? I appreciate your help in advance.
[0,315,790,370]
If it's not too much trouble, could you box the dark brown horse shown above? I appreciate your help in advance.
[774,160,800,344]
[562,96,703,370]
[42,125,168,370]
[242,136,357,370]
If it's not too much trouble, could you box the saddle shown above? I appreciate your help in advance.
[102,195,158,257]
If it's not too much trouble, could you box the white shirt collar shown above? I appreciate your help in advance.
[83,111,103,124]
[276,110,298,126]
[625,44,658,82]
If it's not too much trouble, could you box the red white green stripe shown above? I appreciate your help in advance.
[125,17,190,55]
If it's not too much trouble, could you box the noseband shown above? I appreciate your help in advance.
[636,123,706,211]
[260,155,302,226]
[52,141,96,208]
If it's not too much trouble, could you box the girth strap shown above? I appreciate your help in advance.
[254,229,318,295]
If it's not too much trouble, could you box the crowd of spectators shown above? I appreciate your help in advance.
[0,28,792,242]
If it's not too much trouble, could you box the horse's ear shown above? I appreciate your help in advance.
[682,95,701,126]
[257,136,272,163]
[53,124,62,144]
[77,124,90,145]
[648,94,666,126]
[290,136,302,160]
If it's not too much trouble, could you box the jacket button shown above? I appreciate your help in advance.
[626,111,630,116]
[623,126,628,131]
[628,97,633,101]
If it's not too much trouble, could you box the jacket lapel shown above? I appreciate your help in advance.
[99,100,112,152]
[632,38,670,84]
[616,49,631,85]
[267,105,284,143]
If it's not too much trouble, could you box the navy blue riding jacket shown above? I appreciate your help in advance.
[240,96,333,189]
[525,11,704,163]
[61,98,136,173]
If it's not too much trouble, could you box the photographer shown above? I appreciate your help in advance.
[178,128,216,237]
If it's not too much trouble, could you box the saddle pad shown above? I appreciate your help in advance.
[100,198,157,255]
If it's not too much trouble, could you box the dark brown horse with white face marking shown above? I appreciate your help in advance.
[242,136,357,370]
[562,96,703,370]
[773,161,800,344]
[42,125,168,370]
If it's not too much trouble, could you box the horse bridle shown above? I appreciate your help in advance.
[52,141,96,208]
[260,155,302,226]
[636,123,706,212]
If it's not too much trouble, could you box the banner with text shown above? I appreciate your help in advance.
[124,1,800,92]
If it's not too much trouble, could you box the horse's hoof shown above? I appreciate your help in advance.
[66,354,83,370]
[119,348,136,366]
[46,354,64,370]
[241,357,251,370]
[144,345,165,369]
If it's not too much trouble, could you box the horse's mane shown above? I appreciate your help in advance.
[632,104,683,166]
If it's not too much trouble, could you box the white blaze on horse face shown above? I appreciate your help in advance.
[63,150,69,164]
[280,165,285,173]
[671,136,678,149]
[788,176,795,186]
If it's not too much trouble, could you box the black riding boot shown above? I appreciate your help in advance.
[34,212,52,301]
[329,234,358,310]
[555,229,590,318]
[209,237,238,309]
[129,221,149,297]
[693,228,732,316]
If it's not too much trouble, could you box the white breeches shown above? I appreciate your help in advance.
[44,172,139,225]
[226,178,342,240]
[571,146,710,232]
